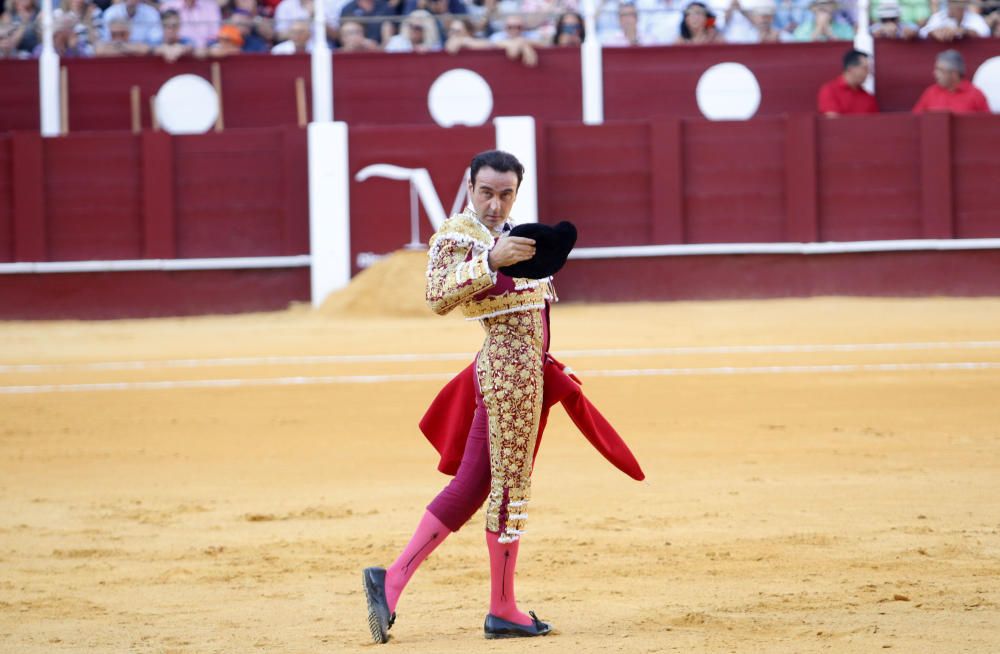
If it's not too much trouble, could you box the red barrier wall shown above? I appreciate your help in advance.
[0,50,582,133]
[0,268,309,319]
[0,135,16,261]
[603,42,844,120]
[0,126,308,263]
[8,113,993,269]
[3,113,1000,318]
[556,250,1000,303]
[0,60,40,133]
[4,40,997,133]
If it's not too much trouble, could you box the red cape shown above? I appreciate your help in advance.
[419,356,645,481]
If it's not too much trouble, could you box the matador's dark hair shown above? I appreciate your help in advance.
[470,150,524,189]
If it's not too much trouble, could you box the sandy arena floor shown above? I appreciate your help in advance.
[1,296,999,653]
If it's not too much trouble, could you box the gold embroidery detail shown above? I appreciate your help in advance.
[478,310,545,541]
[425,241,494,317]
[461,292,547,321]
[426,210,556,321]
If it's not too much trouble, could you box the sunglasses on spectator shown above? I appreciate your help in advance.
[506,22,524,31]
[562,24,580,33]
[111,29,129,37]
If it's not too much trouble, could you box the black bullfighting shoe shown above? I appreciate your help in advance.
[483,611,552,639]
[362,566,395,644]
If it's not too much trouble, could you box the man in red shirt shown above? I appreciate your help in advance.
[817,49,880,116]
[913,49,991,114]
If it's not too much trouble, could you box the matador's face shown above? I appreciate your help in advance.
[469,166,519,234]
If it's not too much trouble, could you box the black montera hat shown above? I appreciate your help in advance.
[499,221,577,279]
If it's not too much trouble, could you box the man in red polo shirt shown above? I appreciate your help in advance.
[913,49,991,114]
[817,49,879,116]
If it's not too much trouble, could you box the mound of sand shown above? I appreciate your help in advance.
[318,249,434,318]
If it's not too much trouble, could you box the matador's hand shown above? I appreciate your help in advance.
[488,235,536,271]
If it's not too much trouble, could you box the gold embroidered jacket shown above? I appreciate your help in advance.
[425,207,554,321]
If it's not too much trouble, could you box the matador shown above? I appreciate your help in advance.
[363,150,644,643]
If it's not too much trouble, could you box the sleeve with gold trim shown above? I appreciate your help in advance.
[425,231,497,316]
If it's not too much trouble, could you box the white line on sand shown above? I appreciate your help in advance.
[3,341,1000,373]
[2,362,998,395]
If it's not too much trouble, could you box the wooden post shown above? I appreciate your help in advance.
[130,85,141,135]
[295,77,307,128]
[59,66,69,135]
[149,95,160,132]
[212,62,224,132]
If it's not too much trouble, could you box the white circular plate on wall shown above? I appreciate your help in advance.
[155,74,220,135]
[972,56,1000,114]
[428,68,494,128]
[695,62,762,121]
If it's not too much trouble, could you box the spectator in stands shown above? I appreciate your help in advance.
[254,0,282,19]
[0,21,23,57]
[489,13,529,42]
[384,8,439,49]
[31,13,90,56]
[229,10,272,50]
[868,0,929,29]
[155,8,195,60]
[553,10,584,44]
[679,1,724,42]
[207,22,244,54]
[402,0,471,45]
[56,0,103,54]
[274,0,342,42]
[919,0,989,39]
[913,49,990,113]
[464,0,500,37]
[635,0,685,44]
[870,0,918,37]
[773,0,811,33]
[726,0,792,42]
[100,0,162,45]
[272,16,313,50]
[793,0,853,40]
[273,0,311,40]
[403,0,468,13]
[340,0,393,43]
[0,21,16,57]
[486,14,539,63]
[518,0,579,42]
[444,15,491,50]
[159,0,221,48]
[817,48,878,115]
[601,1,651,45]
[95,17,152,54]
[227,0,276,45]
[1,0,40,55]
[715,0,756,42]
[337,15,380,48]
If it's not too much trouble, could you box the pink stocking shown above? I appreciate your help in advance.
[486,529,532,625]
[384,511,451,613]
